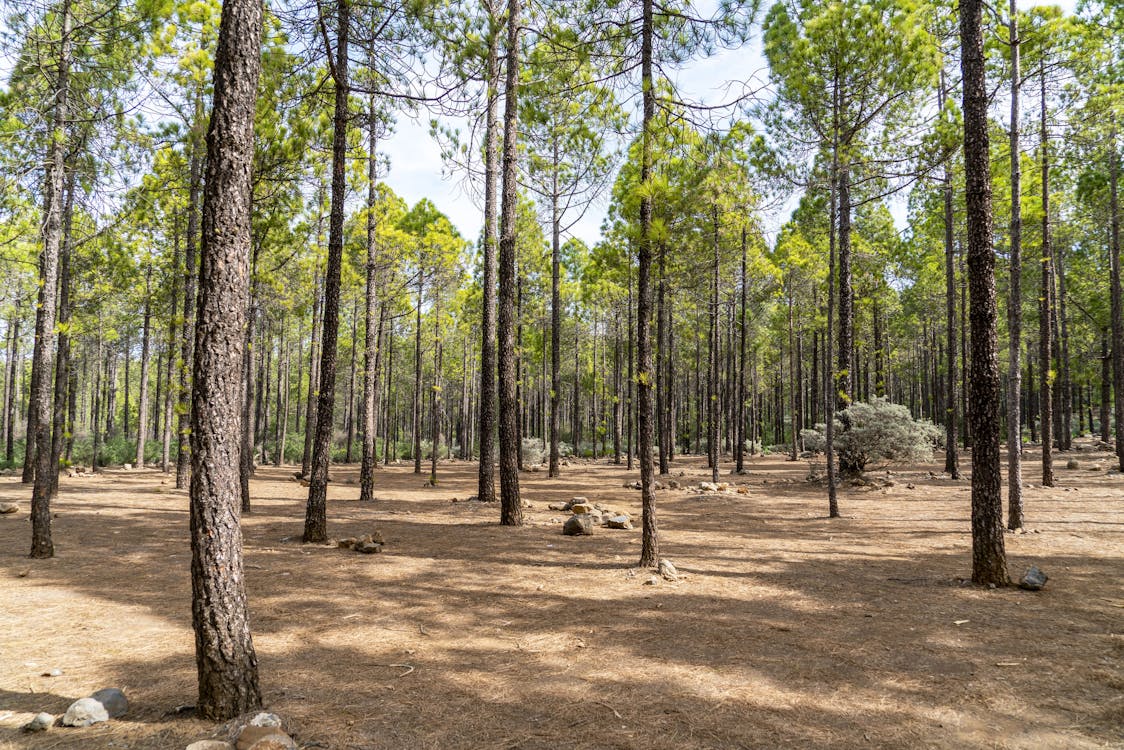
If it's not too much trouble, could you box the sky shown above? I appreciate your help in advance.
[377,0,1081,248]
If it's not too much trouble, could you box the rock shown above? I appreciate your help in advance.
[60,697,109,727]
[186,741,235,750]
[248,712,282,728]
[659,559,679,582]
[356,541,383,554]
[547,502,570,511]
[0,502,19,514]
[666,480,681,490]
[699,482,718,492]
[338,537,358,549]
[90,688,128,718]
[123,463,132,470]
[42,668,63,677]
[1019,566,1048,591]
[562,514,594,536]
[643,575,659,585]
[21,712,53,733]
[570,503,592,514]
[236,725,297,750]
[1066,458,1080,470]
[360,531,385,545]
[605,514,633,530]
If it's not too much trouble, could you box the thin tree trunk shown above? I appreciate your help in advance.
[1039,65,1055,488]
[3,311,18,463]
[135,267,153,468]
[497,0,523,524]
[736,227,747,473]
[177,95,204,490]
[413,271,423,474]
[1007,1,1023,528]
[304,0,349,544]
[360,98,383,502]
[943,72,961,478]
[301,274,323,477]
[49,166,76,499]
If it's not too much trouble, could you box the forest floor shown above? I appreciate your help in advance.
[0,445,1122,749]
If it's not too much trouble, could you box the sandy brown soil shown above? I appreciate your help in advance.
[0,446,1122,749]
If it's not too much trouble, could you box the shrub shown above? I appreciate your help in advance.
[802,398,942,476]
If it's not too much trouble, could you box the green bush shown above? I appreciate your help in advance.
[801,398,942,476]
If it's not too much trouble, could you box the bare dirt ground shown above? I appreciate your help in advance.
[0,446,1122,749]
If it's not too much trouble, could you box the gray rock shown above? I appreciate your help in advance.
[643,575,660,585]
[356,541,383,554]
[60,697,109,727]
[665,480,681,490]
[1066,458,1080,470]
[1019,566,1048,591]
[90,688,128,718]
[659,559,679,582]
[248,712,282,727]
[547,502,570,511]
[0,502,19,514]
[562,514,594,536]
[699,482,718,492]
[605,514,633,530]
[21,712,53,732]
[186,741,235,750]
[236,725,297,750]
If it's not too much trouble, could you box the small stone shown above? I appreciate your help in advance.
[570,503,592,514]
[1019,566,1048,591]
[547,502,569,511]
[42,668,63,677]
[562,514,594,536]
[248,712,282,728]
[659,559,679,582]
[90,688,128,718]
[1066,458,1080,470]
[699,482,718,492]
[643,576,659,585]
[236,725,297,750]
[605,514,633,530]
[356,541,383,554]
[666,480,681,490]
[186,741,235,750]
[123,463,132,470]
[61,697,109,727]
[21,712,53,733]
[0,502,19,514]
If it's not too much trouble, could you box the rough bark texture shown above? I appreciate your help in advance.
[189,0,263,717]
[637,0,658,566]
[960,0,1009,586]
[304,0,349,544]
[476,0,501,504]
[48,168,76,501]
[1109,124,1124,472]
[29,0,70,555]
[497,0,522,525]
[1007,2,1023,528]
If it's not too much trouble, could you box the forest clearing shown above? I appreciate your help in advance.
[1,449,1122,749]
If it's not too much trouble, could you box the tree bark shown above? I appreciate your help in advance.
[1107,122,1123,471]
[304,0,349,543]
[637,0,658,565]
[360,98,383,502]
[135,267,153,468]
[497,0,522,524]
[943,73,961,478]
[1038,66,1055,488]
[1007,1,1023,528]
[476,0,501,504]
[177,94,205,490]
[29,0,70,553]
[960,0,1009,586]
[189,0,264,716]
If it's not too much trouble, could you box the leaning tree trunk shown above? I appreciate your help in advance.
[29,0,70,555]
[497,0,522,525]
[304,0,349,544]
[960,0,1009,586]
[1007,0,1024,528]
[476,0,501,504]
[189,0,264,716]
[637,0,659,566]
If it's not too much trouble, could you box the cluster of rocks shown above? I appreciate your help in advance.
[187,711,297,750]
[622,478,684,491]
[21,688,128,733]
[550,497,634,535]
[337,531,385,554]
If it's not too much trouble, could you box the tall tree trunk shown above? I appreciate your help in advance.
[549,157,562,477]
[626,260,634,471]
[189,0,264,716]
[837,160,854,409]
[960,0,1009,586]
[301,274,323,477]
[708,207,720,483]
[1111,122,1124,472]
[476,0,501,504]
[430,294,443,485]
[657,242,669,474]
[304,0,349,544]
[29,0,70,554]
[413,271,423,474]
[1056,243,1071,450]
[345,298,358,463]
[49,167,76,499]
[1039,65,1055,488]
[943,72,961,478]
[637,0,658,565]
[3,311,18,463]
[1007,1,1023,528]
[735,227,747,473]
[825,77,840,517]
[177,95,205,490]
[360,98,383,502]
[1101,333,1111,444]
[497,0,522,525]
[135,267,153,468]
[239,243,259,514]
